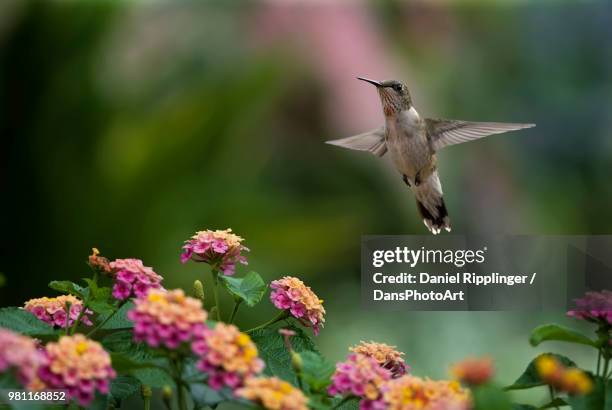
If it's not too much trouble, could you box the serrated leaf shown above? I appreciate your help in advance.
[101,301,134,329]
[132,367,174,388]
[0,371,19,389]
[102,330,152,362]
[505,353,576,390]
[219,271,267,307]
[301,351,334,392]
[0,307,58,336]
[88,299,115,315]
[110,375,141,401]
[48,280,85,297]
[530,324,597,348]
[88,392,110,410]
[110,353,158,373]
[250,324,318,384]
[329,396,359,410]
[190,384,229,408]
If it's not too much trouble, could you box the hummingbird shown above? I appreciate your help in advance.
[326,77,535,234]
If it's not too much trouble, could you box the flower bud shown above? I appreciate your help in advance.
[291,351,303,373]
[162,385,173,410]
[193,280,205,302]
[141,385,152,399]
[88,248,112,275]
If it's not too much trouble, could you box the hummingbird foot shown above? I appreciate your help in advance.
[414,171,421,187]
[402,174,411,187]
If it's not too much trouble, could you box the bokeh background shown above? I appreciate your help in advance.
[2,0,611,406]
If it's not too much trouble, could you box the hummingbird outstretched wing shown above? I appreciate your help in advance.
[426,119,535,151]
[325,126,387,157]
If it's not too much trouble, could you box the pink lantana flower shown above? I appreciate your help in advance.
[329,353,391,410]
[38,335,116,406]
[568,290,612,325]
[109,258,164,301]
[127,289,207,349]
[0,328,46,389]
[180,229,248,275]
[192,323,264,391]
[270,276,325,335]
[24,295,93,329]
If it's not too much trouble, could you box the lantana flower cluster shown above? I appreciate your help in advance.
[350,341,408,378]
[236,376,309,410]
[192,323,264,390]
[381,375,472,410]
[270,276,325,335]
[109,258,164,301]
[450,356,494,386]
[568,290,612,325]
[0,328,46,389]
[38,334,116,406]
[128,289,207,349]
[181,228,249,275]
[536,355,593,395]
[24,295,93,328]
[329,353,391,410]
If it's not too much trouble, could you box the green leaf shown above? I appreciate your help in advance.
[132,367,174,388]
[505,353,576,390]
[539,398,569,408]
[219,271,268,307]
[301,351,334,392]
[88,299,115,315]
[102,330,152,362]
[250,324,318,384]
[0,371,19,389]
[101,301,134,329]
[48,280,85,297]
[110,353,158,373]
[328,396,360,410]
[473,383,512,410]
[190,384,231,409]
[511,405,537,410]
[110,375,141,401]
[89,392,111,410]
[0,307,58,336]
[530,324,597,348]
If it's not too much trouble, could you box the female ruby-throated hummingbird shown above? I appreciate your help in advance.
[326,77,535,234]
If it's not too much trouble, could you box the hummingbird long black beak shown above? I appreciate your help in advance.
[357,77,382,87]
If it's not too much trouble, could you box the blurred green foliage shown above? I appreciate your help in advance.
[1,1,611,405]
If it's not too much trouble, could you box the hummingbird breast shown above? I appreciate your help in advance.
[385,108,433,182]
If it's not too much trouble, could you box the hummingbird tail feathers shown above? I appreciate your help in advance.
[412,173,451,235]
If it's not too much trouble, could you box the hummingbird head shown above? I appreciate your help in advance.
[357,77,412,116]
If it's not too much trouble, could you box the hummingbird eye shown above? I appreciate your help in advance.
[392,84,402,92]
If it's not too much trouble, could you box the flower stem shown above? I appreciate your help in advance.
[70,272,98,335]
[229,300,242,324]
[597,349,602,376]
[170,357,187,410]
[245,311,289,334]
[86,302,124,338]
[548,385,559,410]
[211,270,221,321]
